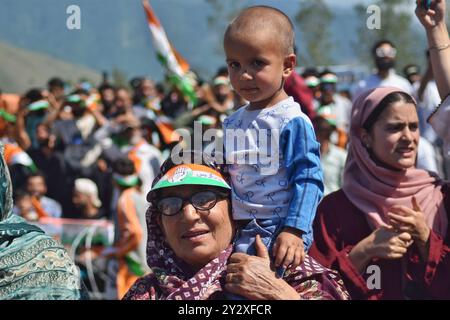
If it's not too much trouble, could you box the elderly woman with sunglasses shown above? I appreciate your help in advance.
[123,151,349,300]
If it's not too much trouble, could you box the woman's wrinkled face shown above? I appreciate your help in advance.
[362,101,419,171]
[157,185,234,270]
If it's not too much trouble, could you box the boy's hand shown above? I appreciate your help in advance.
[272,227,305,269]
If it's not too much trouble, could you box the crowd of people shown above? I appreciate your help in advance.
[1,0,450,300]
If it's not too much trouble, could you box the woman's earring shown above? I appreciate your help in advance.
[362,140,370,149]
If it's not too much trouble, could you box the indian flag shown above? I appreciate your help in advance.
[142,0,197,105]
[4,143,37,172]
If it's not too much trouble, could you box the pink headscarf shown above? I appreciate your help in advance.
[342,87,448,236]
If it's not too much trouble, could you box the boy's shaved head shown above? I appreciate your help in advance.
[224,6,295,55]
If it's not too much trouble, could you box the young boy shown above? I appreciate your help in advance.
[222,6,324,274]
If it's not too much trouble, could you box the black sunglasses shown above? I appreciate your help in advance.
[156,190,229,216]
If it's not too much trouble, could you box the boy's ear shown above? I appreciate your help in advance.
[283,54,297,78]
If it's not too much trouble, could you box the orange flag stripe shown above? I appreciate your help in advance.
[142,0,161,28]
[172,46,190,74]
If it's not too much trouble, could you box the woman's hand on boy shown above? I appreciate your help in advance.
[225,235,300,300]
[272,227,305,269]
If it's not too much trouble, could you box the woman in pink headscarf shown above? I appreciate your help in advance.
[309,86,450,299]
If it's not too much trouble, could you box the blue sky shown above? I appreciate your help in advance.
[0,0,424,82]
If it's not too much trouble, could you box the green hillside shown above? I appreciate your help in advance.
[0,42,101,94]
